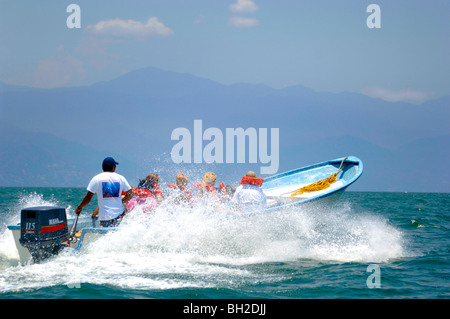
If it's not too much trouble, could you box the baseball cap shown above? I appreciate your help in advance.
[103,157,119,166]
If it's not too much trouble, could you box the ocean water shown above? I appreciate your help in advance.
[0,187,448,301]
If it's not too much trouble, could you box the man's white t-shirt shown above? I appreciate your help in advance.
[87,172,132,221]
[231,184,267,212]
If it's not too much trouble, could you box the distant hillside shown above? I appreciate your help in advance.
[1,67,448,192]
[0,121,137,187]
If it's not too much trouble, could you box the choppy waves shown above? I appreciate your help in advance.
[0,190,408,294]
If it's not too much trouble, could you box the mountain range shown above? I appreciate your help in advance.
[1,67,449,192]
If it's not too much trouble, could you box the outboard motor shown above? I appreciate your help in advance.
[19,206,69,263]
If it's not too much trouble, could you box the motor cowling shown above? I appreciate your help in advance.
[19,206,69,262]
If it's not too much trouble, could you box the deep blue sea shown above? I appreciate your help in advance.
[0,187,448,303]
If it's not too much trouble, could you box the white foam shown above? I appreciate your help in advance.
[0,194,407,293]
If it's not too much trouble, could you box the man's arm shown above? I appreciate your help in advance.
[91,207,99,218]
[122,189,133,205]
[75,191,94,214]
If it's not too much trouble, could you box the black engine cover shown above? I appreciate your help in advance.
[19,206,69,262]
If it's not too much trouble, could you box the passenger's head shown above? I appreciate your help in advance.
[202,172,216,186]
[176,173,188,187]
[246,171,256,178]
[145,173,160,188]
[102,157,118,172]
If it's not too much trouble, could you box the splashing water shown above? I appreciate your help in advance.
[0,191,406,293]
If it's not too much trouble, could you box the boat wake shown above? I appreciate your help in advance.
[0,193,406,293]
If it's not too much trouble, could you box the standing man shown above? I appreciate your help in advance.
[76,157,133,227]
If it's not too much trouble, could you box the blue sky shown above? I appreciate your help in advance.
[0,0,448,102]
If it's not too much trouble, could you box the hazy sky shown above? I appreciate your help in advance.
[1,0,448,103]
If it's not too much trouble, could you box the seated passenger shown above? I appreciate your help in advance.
[193,172,218,195]
[168,173,192,203]
[231,171,266,213]
[143,173,165,204]
[126,179,159,214]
